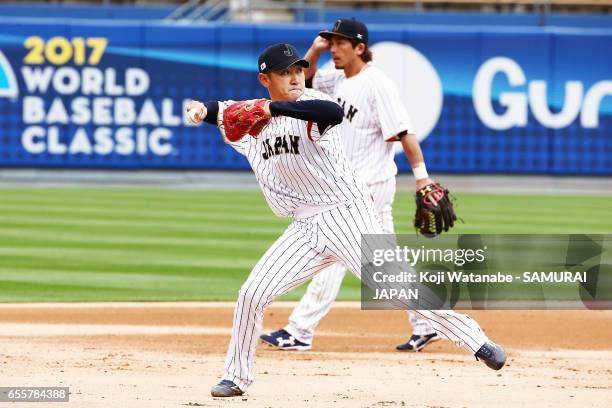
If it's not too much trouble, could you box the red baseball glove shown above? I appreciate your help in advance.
[222,99,271,142]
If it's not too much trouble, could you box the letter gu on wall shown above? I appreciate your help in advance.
[473,57,612,130]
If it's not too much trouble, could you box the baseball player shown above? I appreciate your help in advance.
[260,18,445,353]
[187,42,506,398]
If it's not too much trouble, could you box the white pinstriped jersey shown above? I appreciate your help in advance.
[313,63,416,184]
[217,88,369,218]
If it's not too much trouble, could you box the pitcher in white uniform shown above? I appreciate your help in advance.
[187,42,506,398]
[258,19,476,353]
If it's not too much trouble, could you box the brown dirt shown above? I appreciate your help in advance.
[0,303,611,408]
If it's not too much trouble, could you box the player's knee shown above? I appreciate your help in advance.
[237,285,266,307]
[239,285,281,312]
[237,286,254,303]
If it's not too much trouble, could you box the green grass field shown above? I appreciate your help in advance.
[0,188,610,302]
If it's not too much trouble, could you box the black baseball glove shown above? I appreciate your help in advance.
[414,182,457,237]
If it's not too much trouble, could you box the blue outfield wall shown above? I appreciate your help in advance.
[0,20,610,174]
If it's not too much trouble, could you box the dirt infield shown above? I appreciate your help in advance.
[0,303,611,408]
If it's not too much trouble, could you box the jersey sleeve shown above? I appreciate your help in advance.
[372,76,416,141]
[301,89,341,142]
[217,100,251,155]
[312,68,344,97]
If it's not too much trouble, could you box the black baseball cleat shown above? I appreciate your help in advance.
[260,329,312,351]
[210,380,244,397]
[475,341,506,370]
[396,333,440,352]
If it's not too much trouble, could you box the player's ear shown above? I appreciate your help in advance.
[258,73,270,89]
[355,42,366,56]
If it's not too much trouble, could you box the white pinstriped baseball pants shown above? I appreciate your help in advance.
[285,178,435,345]
[222,197,488,391]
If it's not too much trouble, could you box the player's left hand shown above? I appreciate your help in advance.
[413,182,457,237]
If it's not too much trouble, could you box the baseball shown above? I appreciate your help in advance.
[187,108,198,123]
[187,107,202,124]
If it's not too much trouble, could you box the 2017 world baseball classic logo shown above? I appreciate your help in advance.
[1,37,194,157]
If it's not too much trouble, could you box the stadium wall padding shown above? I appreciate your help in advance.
[0,20,610,174]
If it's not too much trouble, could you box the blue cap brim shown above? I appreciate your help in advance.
[265,58,310,73]
[318,31,354,40]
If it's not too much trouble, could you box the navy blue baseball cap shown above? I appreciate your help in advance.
[258,43,310,74]
[319,18,368,44]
